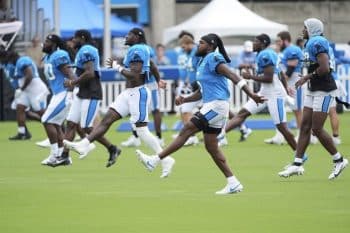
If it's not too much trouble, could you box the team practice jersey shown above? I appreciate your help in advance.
[256,48,285,97]
[74,44,102,99]
[123,44,151,79]
[44,50,71,94]
[303,35,337,92]
[196,52,229,103]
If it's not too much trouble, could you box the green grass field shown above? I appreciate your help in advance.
[0,113,349,233]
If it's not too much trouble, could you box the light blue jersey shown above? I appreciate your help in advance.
[196,52,229,103]
[281,45,303,73]
[44,50,71,94]
[123,43,151,81]
[14,56,40,80]
[304,35,337,92]
[256,48,279,75]
[177,46,200,84]
[75,44,100,73]
[3,63,18,89]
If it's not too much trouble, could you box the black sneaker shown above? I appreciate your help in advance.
[48,156,72,167]
[9,132,31,140]
[106,145,121,168]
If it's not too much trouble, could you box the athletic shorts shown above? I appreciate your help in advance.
[41,91,69,125]
[244,96,287,125]
[109,85,150,124]
[66,95,100,128]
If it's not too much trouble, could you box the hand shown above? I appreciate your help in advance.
[64,79,74,88]
[65,92,73,107]
[175,96,185,106]
[251,93,266,104]
[295,75,309,89]
[105,58,114,68]
[242,71,252,80]
[158,79,166,89]
[287,86,295,96]
[14,89,22,99]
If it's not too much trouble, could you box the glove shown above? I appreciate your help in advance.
[65,92,73,107]
[14,89,22,99]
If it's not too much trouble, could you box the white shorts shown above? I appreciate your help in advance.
[244,96,287,125]
[66,95,100,128]
[304,94,335,113]
[41,91,69,125]
[16,90,48,112]
[286,87,304,111]
[109,85,150,124]
[197,100,229,129]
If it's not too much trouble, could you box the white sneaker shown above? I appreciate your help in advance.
[157,137,165,147]
[184,136,199,146]
[63,139,96,158]
[136,149,160,172]
[328,158,348,180]
[278,165,304,178]
[332,136,341,145]
[78,143,96,159]
[121,135,141,147]
[218,136,228,147]
[242,128,252,140]
[36,138,51,148]
[215,183,243,195]
[41,154,57,165]
[160,157,175,178]
[310,135,318,145]
[264,134,285,145]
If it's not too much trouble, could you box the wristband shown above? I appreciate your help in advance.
[112,61,124,73]
[237,79,247,89]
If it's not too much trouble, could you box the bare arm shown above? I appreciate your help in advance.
[70,61,95,86]
[21,66,34,91]
[175,89,202,105]
[242,65,274,83]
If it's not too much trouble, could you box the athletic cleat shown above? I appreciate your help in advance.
[9,132,31,140]
[239,128,252,142]
[328,158,348,180]
[47,156,72,167]
[264,134,285,145]
[160,157,175,178]
[106,146,121,168]
[184,136,199,146]
[41,154,58,165]
[63,139,95,159]
[283,154,308,170]
[218,136,228,147]
[136,149,160,172]
[36,138,51,148]
[121,135,141,147]
[78,143,96,159]
[278,165,304,178]
[215,183,243,195]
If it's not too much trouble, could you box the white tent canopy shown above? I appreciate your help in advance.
[163,0,288,44]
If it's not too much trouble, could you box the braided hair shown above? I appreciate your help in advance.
[201,33,231,63]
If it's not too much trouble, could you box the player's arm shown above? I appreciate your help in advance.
[21,66,34,91]
[285,59,298,78]
[150,60,160,83]
[175,88,202,105]
[242,65,273,83]
[60,64,76,91]
[71,60,95,85]
[217,63,265,104]
[296,52,330,88]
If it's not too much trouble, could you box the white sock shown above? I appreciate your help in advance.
[332,152,342,161]
[18,126,25,134]
[227,176,239,184]
[50,143,58,157]
[240,124,247,132]
[294,157,303,164]
[136,126,162,154]
[58,147,64,157]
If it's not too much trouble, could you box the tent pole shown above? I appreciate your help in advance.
[53,0,60,35]
[103,0,111,65]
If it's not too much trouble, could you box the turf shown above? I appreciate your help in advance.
[0,113,349,233]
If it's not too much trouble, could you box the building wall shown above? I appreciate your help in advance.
[149,0,350,45]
